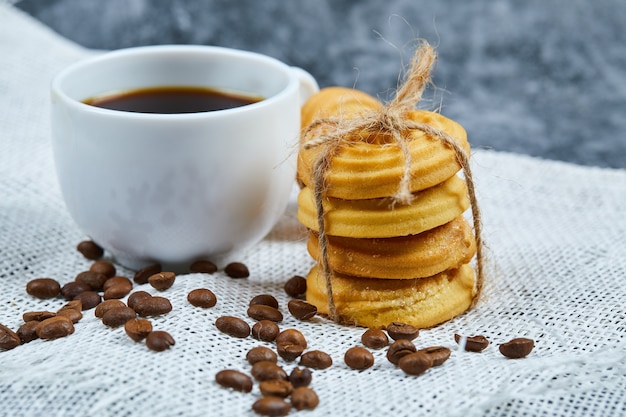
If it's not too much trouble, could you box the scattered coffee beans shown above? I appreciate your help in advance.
[146,330,175,352]
[284,275,306,298]
[224,262,249,278]
[215,369,253,393]
[386,339,417,365]
[251,361,288,382]
[133,296,173,317]
[95,299,126,318]
[0,324,20,350]
[102,306,137,327]
[361,328,389,349]
[249,294,279,309]
[133,263,162,284]
[299,350,332,369]
[418,346,451,366]
[287,300,317,320]
[187,288,217,308]
[386,322,419,341]
[398,351,433,376]
[252,396,291,416]
[36,316,75,340]
[76,240,104,260]
[499,337,534,359]
[22,311,56,322]
[275,329,307,361]
[89,260,116,279]
[247,304,283,323]
[73,291,102,310]
[259,379,293,398]
[148,272,176,291]
[61,281,92,301]
[16,321,39,344]
[289,367,312,388]
[125,318,153,342]
[26,278,61,299]
[127,291,152,310]
[344,346,374,370]
[246,346,278,365]
[252,320,280,342]
[215,316,250,338]
[189,260,218,274]
[454,334,489,352]
[290,387,319,411]
[75,270,108,291]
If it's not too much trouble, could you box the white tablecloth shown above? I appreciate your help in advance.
[1,4,625,416]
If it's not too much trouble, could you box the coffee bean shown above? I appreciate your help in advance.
[189,260,218,274]
[0,324,20,350]
[76,240,104,260]
[60,281,92,301]
[215,316,250,338]
[284,275,306,298]
[124,318,153,342]
[215,369,253,393]
[246,346,278,365]
[386,322,419,341]
[148,272,176,291]
[22,311,56,322]
[344,346,374,370]
[386,339,417,365]
[361,328,389,349]
[56,308,83,324]
[95,299,126,318]
[454,334,489,352]
[299,350,332,369]
[224,262,249,278]
[103,284,133,300]
[499,337,535,359]
[290,387,319,411]
[252,396,291,416]
[289,367,312,388]
[134,296,173,317]
[251,361,288,381]
[133,263,162,284]
[252,320,280,342]
[247,304,283,323]
[60,300,83,312]
[249,294,279,309]
[73,291,102,310]
[127,291,152,310]
[146,330,175,352]
[418,346,451,366]
[26,278,61,299]
[75,270,108,291]
[36,316,75,339]
[16,321,39,344]
[89,260,116,279]
[276,329,307,361]
[103,276,133,292]
[102,306,136,327]
[287,300,317,320]
[398,351,433,375]
[187,288,217,308]
[259,379,293,398]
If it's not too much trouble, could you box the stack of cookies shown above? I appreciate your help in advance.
[296,87,477,329]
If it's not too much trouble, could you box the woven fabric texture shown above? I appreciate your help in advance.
[1,5,625,417]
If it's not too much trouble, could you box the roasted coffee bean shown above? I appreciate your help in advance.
[89,260,116,279]
[246,346,278,365]
[259,379,293,398]
[95,299,126,318]
[284,275,306,298]
[76,240,104,260]
[344,346,374,370]
[127,291,152,310]
[418,346,451,366]
[103,276,133,292]
[124,318,153,342]
[249,294,279,309]
[386,339,417,365]
[252,320,280,342]
[102,306,137,327]
[215,369,253,393]
[103,284,133,300]
[59,300,83,312]
[499,337,535,359]
[36,316,74,340]
[187,288,217,308]
[289,367,312,388]
[133,263,162,284]
[224,262,249,278]
[26,278,61,299]
[56,308,83,324]
[215,316,250,338]
[145,330,175,352]
[73,291,102,310]
[75,270,108,291]
[134,296,173,317]
[386,322,419,341]
[22,311,56,322]
[299,350,333,369]
[287,300,317,320]
[251,361,288,382]
[454,334,489,352]
[148,272,176,291]
[361,328,389,349]
[252,396,291,416]
[61,281,92,301]
[276,329,307,361]
[189,260,218,274]
[0,324,21,350]
[290,387,319,411]
[247,304,283,323]
[16,321,39,343]
[398,351,433,375]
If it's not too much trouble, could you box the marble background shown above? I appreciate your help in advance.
[15,0,626,169]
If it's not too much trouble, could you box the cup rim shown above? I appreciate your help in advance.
[51,44,298,120]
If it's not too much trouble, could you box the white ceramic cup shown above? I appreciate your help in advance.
[51,45,318,270]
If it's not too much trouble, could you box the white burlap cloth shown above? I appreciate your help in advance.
[1,4,625,416]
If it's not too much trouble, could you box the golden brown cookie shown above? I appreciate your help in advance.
[300,86,382,130]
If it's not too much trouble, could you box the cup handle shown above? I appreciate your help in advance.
[291,66,319,105]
